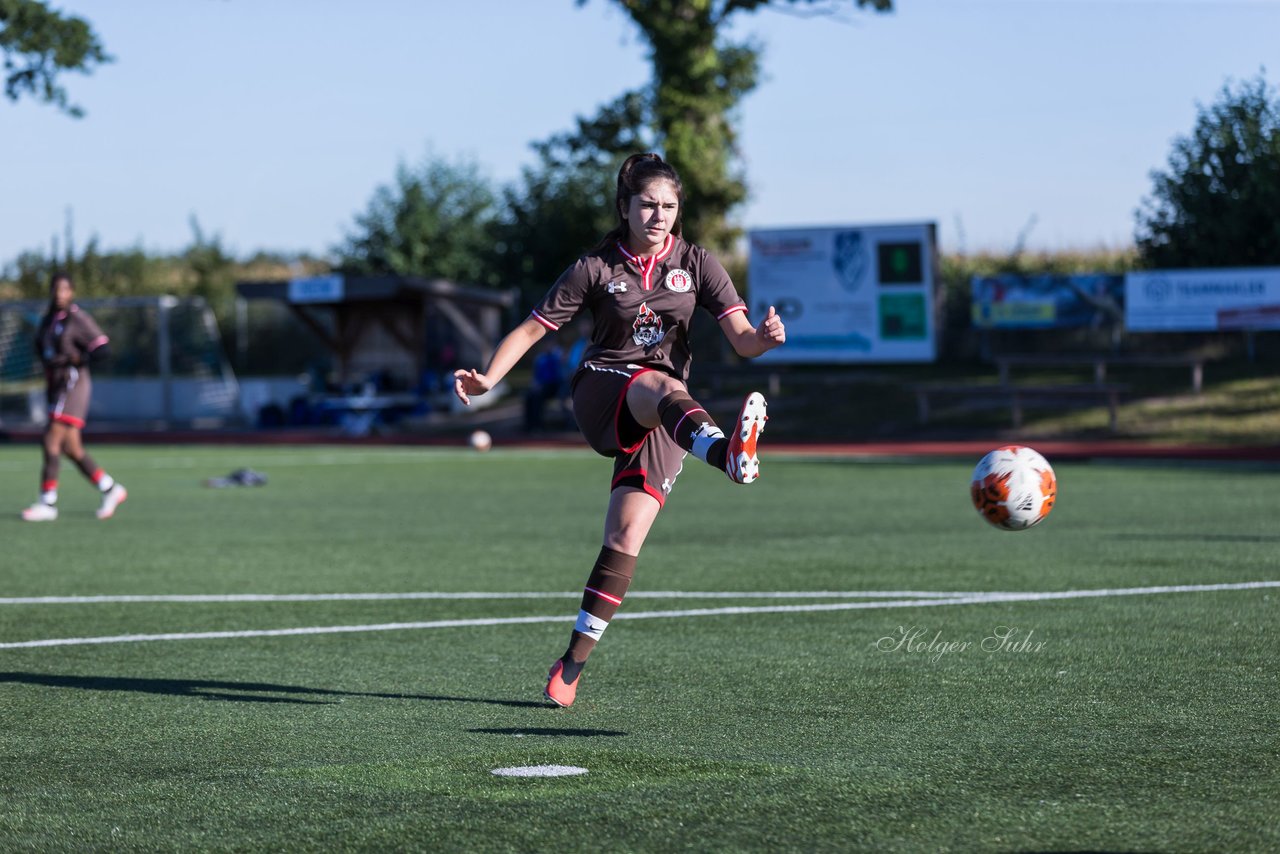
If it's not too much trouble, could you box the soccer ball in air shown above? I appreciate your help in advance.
[469,430,493,452]
[970,445,1056,531]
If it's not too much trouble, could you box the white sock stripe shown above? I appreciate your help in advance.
[573,610,609,641]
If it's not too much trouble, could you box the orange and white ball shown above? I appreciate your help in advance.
[970,445,1056,531]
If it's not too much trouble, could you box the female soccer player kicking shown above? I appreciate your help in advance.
[454,153,785,707]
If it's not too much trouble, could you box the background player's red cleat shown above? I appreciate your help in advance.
[96,484,127,519]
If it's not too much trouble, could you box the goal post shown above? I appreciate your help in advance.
[0,295,241,428]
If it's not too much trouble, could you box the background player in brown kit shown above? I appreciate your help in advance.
[454,153,785,707]
[21,272,127,522]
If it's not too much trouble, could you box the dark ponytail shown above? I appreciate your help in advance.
[595,153,684,250]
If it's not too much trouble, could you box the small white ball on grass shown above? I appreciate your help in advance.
[469,430,493,452]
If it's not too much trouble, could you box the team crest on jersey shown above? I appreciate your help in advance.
[632,302,665,348]
[664,268,693,293]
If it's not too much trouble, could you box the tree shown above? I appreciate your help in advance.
[580,0,892,253]
[497,91,656,303]
[335,153,503,287]
[0,0,110,117]
[182,215,236,303]
[1136,72,1280,269]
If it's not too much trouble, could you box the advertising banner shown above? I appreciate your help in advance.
[287,274,345,304]
[1125,267,1280,331]
[747,223,937,363]
[971,274,1124,329]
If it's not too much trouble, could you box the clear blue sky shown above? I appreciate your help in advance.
[3,0,1278,265]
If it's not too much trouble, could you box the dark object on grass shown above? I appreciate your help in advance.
[204,468,268,488]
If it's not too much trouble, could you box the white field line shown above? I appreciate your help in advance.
[0,581,1275,650]
[0,590,975,605]
[0,451,430,473]
[0,448,582,474]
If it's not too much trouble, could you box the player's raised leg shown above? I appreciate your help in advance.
[635,374,768,485]
[655,387,767,484]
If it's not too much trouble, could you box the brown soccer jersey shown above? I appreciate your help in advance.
[35,305,110,427]
[531,235,747,382]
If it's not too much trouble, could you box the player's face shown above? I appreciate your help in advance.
[622,180,679,255]
[51,278,74,310]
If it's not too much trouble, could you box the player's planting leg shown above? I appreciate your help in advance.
[22,430,62,521]
[656,389,767,484]
[546,546,637,708]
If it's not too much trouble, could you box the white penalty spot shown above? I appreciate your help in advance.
[491,765,588,778]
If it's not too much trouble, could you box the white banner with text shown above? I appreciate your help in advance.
[1125,267,1280,331]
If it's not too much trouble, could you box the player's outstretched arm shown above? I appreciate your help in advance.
[720,305,786,359]
[454,317,548,406]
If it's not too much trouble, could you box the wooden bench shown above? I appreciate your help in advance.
[993,353,1208,393]
[911,382,1129,430]
[313,392,424,435]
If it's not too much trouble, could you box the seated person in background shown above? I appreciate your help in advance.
[523,341,564,432]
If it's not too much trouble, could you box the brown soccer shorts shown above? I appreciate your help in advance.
[570,362,687,506]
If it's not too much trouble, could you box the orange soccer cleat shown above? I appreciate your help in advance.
[725,392,767,484]
[544,659,579,708]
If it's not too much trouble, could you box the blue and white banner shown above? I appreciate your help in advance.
[747,223,937,363]
[1125,267,1280,331]
[971,274,1124,330]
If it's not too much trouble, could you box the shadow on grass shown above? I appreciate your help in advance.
[0,672,546,708]
[1105,533,1280,543]
[467,727,627,737]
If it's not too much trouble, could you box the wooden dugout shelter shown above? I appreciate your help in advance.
[234,274,519,388]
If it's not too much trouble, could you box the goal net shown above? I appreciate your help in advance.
[0,295,241,428]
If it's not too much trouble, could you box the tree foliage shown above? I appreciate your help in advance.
[497,91,656,303]
[576,0,892,253]
[335,153,502,286]
[2,216,245,301]
[1136,72,1280,269]
[0,0,109,117]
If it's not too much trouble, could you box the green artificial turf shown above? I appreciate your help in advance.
[0,445,1276,851]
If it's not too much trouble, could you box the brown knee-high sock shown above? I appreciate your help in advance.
[656,390,729,470]
[40,447,60,501]
[561,547,638,681]
[70,454,115,492]
[70,452,98,481]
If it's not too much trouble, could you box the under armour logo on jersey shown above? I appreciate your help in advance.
[606,281,628,294]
